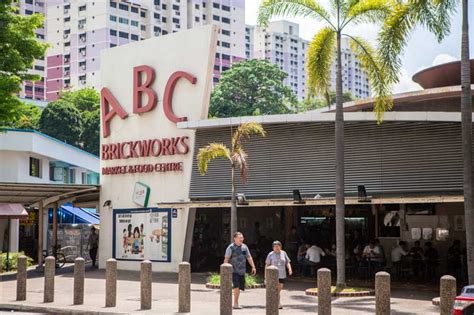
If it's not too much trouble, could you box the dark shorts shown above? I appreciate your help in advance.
[232,273,246,290]
[278,278,285,284]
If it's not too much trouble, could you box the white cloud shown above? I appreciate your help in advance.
[393,68,422,94]
[432,53,457,66]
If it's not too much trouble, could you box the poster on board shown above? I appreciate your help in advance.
[113,208,171,262]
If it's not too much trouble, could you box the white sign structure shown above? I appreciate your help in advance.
[99,25,218,271]
[132,182,150,207]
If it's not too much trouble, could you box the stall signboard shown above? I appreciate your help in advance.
[133,182,150,207]
[113,208,171,262]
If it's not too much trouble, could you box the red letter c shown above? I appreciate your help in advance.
[163,71,197,123]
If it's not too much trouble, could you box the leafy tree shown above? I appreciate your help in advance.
[258,0,394,288]
[80,110,100,156]
[209,59,297,117]
[379,0,472,282]
[297,91,355,112]
[197,122,266,241]
[1,102,42,130]
[60,88,99,113]
[0,0,48,124]
[38,100,82,146]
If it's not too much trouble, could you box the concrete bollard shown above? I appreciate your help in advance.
[140,260,152,310]
[317,268,332,315]
[105,258,117,307]
[266,265,279,315]
[44,256,55,303]
[440,275,456,315]
[16,255,27,301]
[220,263,233,315]
[375,271,391,315]
[178,262,191,313]
[73,257,85,305]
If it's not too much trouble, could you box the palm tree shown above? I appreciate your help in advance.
[379,0,473,283]
[258,0,393,288]
[197,122,266,242]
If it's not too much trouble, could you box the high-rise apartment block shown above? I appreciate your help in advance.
[247,21,308,100]
[17,0,245,101]
[246,21,371,100]
[16,1,370,102]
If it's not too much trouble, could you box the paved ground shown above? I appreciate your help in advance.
[0,265,441,314]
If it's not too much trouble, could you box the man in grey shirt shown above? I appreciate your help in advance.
[265,240,292,309]
[224,232,257,310]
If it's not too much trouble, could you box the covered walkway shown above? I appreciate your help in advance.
[0,182,99,265]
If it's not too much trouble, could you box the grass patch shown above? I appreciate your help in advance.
[308,286,370,293]
[207,273,264,286]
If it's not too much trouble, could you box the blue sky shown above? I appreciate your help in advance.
[245,0,474,93]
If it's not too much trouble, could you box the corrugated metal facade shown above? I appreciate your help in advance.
[190,121,469,199]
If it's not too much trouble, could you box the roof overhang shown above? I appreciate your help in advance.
[0,183,100,208]
[177,111,472,130]
[157,195,463,209]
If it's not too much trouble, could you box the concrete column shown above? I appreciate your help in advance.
[220,263,233,315]
[16,255,27,301]
[52,203,58,250]
[265,265,279,315]
[317,268,331,315]
[375,271,391,315]
[43,256,55,303]
[37,202,44,266]
[9,219,19,253]
[74,257,85,305]
[178,262,191,313]
[140,260,152,310]
[105,258,117,307]
[440,275,456,315]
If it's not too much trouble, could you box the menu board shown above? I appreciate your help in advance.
[113,208,171,262]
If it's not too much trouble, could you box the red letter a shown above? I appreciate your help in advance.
[133,65,157,114]
[101,88,128,138]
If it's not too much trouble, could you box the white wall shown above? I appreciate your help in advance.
[99,26,217,272]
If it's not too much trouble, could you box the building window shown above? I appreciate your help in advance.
[79,5,86,11]
[195,4,199,9]
[154,0,160,5]
[25,9,33,15]
[222,54,230,60]
[29,157,41,178]
[110,15,116,22]
[140,25,146,31]
[212,15,219,21]
[222,5,230,11]
[119,17,129,24]
[131,34,139,41]
[118,3,128,11]
[154,12,160,19]
[172,17,179,23]
[195,16,200,22]
[222,29,230,36]
[213,2,220,8]
[110,43,116,47]
[162,4,167,9]
[110,1,116,8]
[131,6,138,13]
[110,29,117,36]
[25,0,33,4]
[140,10,146,18]
[221,41,230,48]
[162,17,167,23]
[119,31,129,39]
[172,4,179,10]
[222,17,230,24]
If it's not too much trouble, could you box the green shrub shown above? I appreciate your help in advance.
[207,273,264,286]
[0,252,34,272]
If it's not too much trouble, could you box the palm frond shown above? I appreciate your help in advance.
[197,143,231,175]
[307,27,336,98]
[344,0,394,26]
[232,122,267,148]
[232,147,249,183]
[257,0,334,29]
[346,35,393,122]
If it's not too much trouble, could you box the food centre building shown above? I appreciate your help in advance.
[99,25,474,273]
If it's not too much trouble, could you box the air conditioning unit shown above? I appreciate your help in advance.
[64,9,69,14]
[64,71,70,76]
[155,5,160,9]
[81,65,86,70]
[63,34,69,39]
[154,32,160,36]
[64,83,70,88]
[81,50,86,56]
[64,58,69,63]
[80,80,87,84]
[80,36,86,42]
[78,24,85,29]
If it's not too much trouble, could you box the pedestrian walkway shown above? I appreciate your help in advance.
[0,266,440,314]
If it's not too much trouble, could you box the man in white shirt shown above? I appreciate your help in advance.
[391,241,408,263]
[304,244,325,276]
